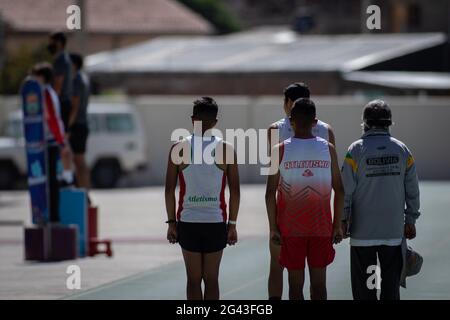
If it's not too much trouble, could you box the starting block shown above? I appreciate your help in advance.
[88,206,113,257]
[59,189,113,258]
[24,224,78,261]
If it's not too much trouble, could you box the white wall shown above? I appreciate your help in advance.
[1,95,449,184]
[129,95,449,184]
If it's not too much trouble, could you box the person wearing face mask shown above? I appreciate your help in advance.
[341,100,421,300]
[47,32,74,186]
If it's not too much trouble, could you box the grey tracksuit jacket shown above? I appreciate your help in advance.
[341,128,420,241]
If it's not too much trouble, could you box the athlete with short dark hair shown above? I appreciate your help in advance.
[48,32,72,129]
[266,82,336,300]
[165,97,240,300]
[47,32,75,185]
[266,98,344,300]
[269,83,335,145]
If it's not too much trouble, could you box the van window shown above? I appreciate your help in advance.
[88,114,101,133]
[4,119,23,138]
[105,114,134,133]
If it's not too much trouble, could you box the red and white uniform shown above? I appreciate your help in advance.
[277,137,332,237]
[177,135,227,223]
[43,84,65,145]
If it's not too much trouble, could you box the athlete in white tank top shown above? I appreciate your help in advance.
[177,135,227,223]
[272,117,330,142]
[165,97,240,300]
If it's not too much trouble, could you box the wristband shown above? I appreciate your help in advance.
[228,220,237,225]
[165,219,176,224]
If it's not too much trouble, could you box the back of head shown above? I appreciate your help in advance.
[50,31,67,47]
[290,98,316,128]
[70,53,83,70]
[192,97,218,121]
[284,82,310,103]
[31,62,54,84]
[363,99,392,130]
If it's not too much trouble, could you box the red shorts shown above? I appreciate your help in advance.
[279,236,335,270]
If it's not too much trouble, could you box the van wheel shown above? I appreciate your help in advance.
[0,162,17,190]
[91,160,121,189]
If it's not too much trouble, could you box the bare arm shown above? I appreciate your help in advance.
[265,171,280,232]
[328,126,336,146]
[329,143,344,243]
[265,144,281,234]
[165,145,178,222]
[53,75,64,96]
[221,143,240,245]
[226,144,240,223]
[165,144,178,243]
[68,95,80,129]
[267,124,278,157]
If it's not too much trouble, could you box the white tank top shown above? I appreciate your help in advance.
[277,137,333,237]
[273,117,330,142]
[177,135,227,223]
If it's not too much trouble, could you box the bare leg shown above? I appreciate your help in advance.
[268,240,283,299]
[73,154,90,189]
[288,269,305,300]
[309,267,327,300]
[61,145,72,170]
[182,249,203,300]
[202,250,223,300]
[60,145,74,184]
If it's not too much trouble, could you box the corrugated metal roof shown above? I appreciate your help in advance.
[86,27,446,73]
[343,71,450,90]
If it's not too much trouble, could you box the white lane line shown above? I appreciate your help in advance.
[222,274,267,298]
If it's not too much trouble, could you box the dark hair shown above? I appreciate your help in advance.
[290,98,316,127]
[284,82,310,103]
[363,100,392,128]
[192,97,218,120]
[70,53,83,70]
[31,62,54,84]
[50,32,67,47]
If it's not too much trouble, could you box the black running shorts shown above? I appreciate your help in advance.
[177,221,227,253]
[69,124,89,154]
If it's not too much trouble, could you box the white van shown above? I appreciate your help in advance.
[0,102,148,189]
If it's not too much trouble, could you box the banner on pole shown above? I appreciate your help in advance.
[20,77,49,224]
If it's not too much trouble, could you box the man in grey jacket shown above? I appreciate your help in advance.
[341,100,420,300]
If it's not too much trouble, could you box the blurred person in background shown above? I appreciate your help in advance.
[341,100,421,300]
[69,53,91,191]
[47,31,74,186]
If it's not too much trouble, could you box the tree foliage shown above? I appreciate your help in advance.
[177,0,241,34]
[0,44,51,94]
